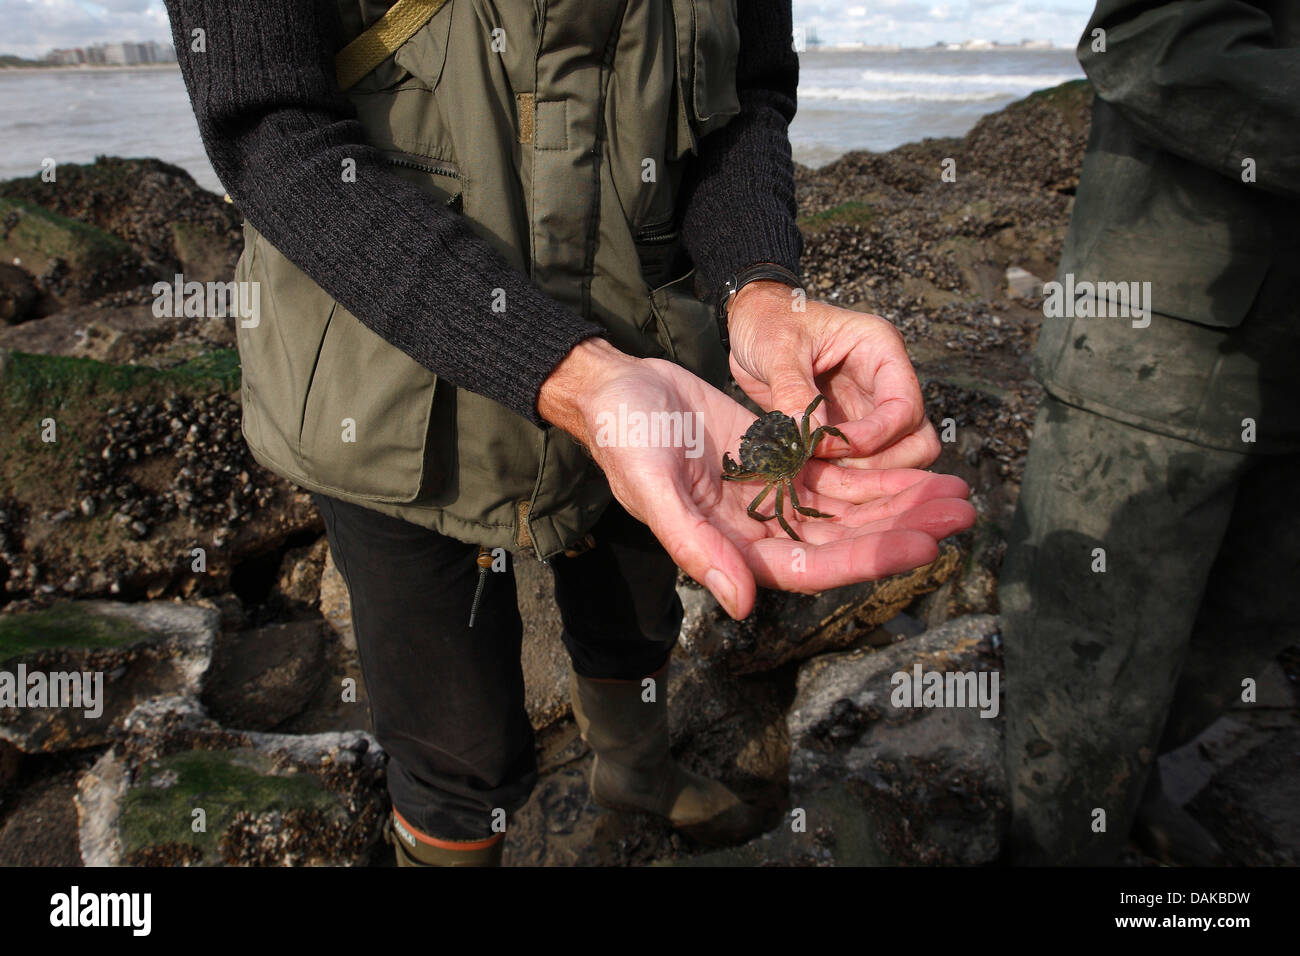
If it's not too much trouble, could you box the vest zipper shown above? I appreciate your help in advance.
[382,152,463,210]
[635,223,679,244]
[383,152,460,179]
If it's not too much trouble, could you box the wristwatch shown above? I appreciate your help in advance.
[714,262,803,349]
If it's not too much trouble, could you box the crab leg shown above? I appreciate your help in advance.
[809,424,848,452]
[746,482,778,521]
[800,395,825,448]
[772,483,803,541]
[788,478,833,519]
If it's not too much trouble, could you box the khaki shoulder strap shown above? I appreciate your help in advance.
[335,0,450,92]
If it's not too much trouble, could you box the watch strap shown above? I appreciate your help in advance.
[714,263,803,349]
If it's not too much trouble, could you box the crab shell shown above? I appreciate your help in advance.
[733,410,809,478]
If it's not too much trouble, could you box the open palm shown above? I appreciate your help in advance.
[580,357,974,619]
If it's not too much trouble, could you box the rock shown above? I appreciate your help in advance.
[913,516,1006,628]
[0,738,20,790]
[201,619,327,731]
[1005,265,1044,299]
[785,614,1005,865]
[274,538,329,608]
[0,350,322,604]
[0,263,38,324]
[1185,724,1300,865]
[171,221,237,283]
[679,542,963,675]
[0,198,142,310]
[963,79,1094,192]
[0,157,242,281]
[0,304,203,365]
[75,696,386,866]
[0,600,218,753]
[189,591,248,633]
[666,650,792,796]
[0,763,84,866]
[317,547,355,654]
[514,554,573,731]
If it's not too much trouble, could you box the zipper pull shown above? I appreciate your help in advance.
[468,545,493,628]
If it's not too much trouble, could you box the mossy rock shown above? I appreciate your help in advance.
[0,347,240,409]
[120,748,343,864]
[798,200,877,235]
[0,198,142,306]
[171,221,238,283]
[0,601,151,662]
[0,198,130,267]
[1021,78,1093,112]
[0,348,240,499]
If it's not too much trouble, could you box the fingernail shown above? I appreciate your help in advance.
[704,569,736,616]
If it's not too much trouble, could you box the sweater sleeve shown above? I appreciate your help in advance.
[678,0,804,300]
[162,0,605,426]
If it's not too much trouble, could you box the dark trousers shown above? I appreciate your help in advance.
[311,493,683,842]
[1000,395,1300,864]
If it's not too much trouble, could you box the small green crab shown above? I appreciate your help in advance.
[721,395,847,541]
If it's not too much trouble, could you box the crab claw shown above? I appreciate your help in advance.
[722,452,741,474]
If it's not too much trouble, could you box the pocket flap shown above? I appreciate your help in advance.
[1072,227,1270,329]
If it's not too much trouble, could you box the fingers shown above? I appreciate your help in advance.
[818,352,930,460]
[800,462,969,506]
[791,494,975,545]
[831,423,942,471]
[746,529,943,593]
[819,395,919,459]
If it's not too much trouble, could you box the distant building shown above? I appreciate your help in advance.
[101,42,138,65]
[45,48,85,65]
[42,40,176,66]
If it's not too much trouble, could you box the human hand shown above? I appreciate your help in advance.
[726,279,941,470]
[538,339,974,619]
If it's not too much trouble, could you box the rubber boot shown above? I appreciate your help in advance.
[1130,767,1225,866]
[384,808,505,866]
[568,665,768,846]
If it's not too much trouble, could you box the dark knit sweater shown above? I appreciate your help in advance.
[163,0,803,426]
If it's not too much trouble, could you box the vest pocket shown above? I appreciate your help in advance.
[673,0,742,144]
[235,220,439,505]
[648,267,730,390]
[297,302,438,503]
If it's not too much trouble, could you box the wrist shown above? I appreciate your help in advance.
[731,279,799,318]
[537,336,641,445]
[715,262,802,348]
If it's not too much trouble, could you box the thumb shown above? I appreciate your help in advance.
[643,482,755,620]
[764,358,821,422]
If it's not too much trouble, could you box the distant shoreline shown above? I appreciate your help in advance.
[0,62,179,72]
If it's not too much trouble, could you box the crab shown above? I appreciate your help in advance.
[721,395,848,541]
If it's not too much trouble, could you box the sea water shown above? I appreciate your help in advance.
[0,48,1083,193]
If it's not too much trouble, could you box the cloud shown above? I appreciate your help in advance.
[793,0,1095,47]
[0,0,1098,59]
[0,0,174,59]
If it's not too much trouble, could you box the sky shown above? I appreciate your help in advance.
[0,0,1097,60]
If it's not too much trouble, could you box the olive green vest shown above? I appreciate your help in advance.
[233,0,739,560]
